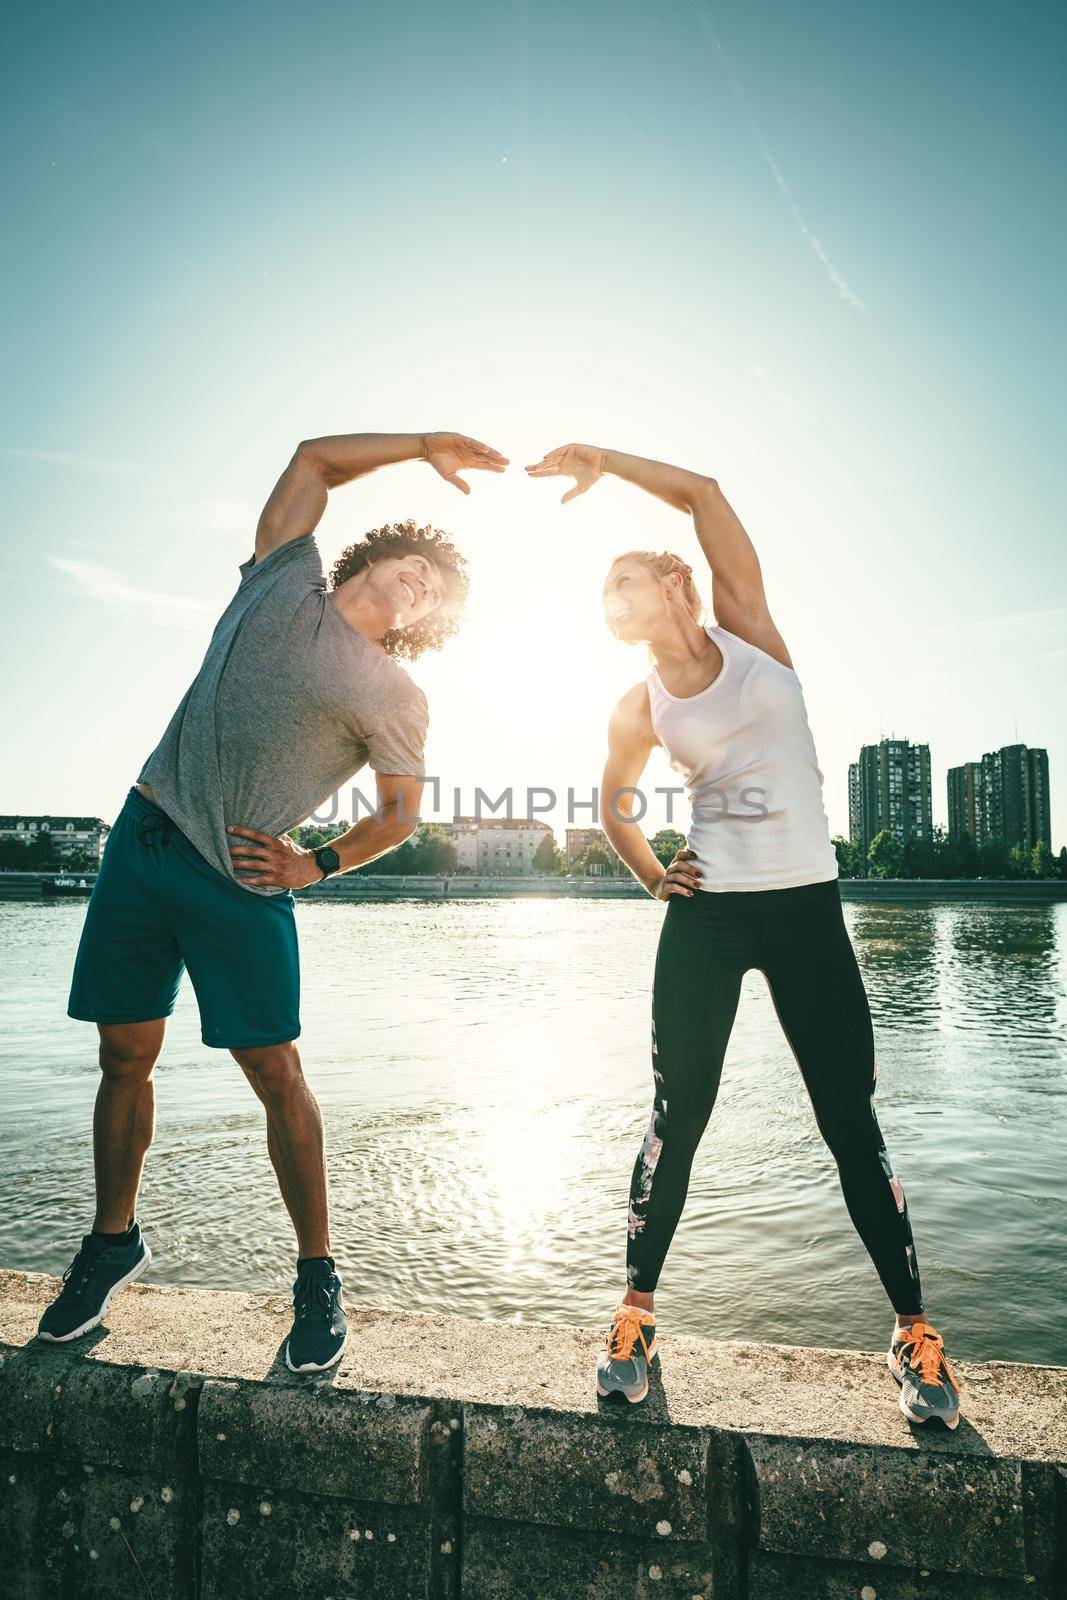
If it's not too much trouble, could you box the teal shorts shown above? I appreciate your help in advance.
[68,788,300,1049]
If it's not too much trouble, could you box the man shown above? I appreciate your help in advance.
[38,429,507,1372]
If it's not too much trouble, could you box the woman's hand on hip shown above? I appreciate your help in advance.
[653,848,703,900]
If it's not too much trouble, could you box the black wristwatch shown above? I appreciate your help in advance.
[314,845,341,879]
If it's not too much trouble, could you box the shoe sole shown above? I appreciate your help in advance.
[595,1339,658,1404]
[596,1377,649,1404]
[37,1245,153,1343]
[887,1347,959,1430]
[284,1332,348,1374]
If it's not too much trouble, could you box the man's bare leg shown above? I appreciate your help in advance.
[231,1042,331,1259]
[93,1019,165,1232]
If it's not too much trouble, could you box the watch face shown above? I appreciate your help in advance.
[317,846,341,875]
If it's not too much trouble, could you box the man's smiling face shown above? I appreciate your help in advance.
[366,552,444,629]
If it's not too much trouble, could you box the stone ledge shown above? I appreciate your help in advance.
[3,1271,1064,1459]
[1,1270,1065,1599]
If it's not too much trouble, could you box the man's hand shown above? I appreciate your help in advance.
[525,442,607,504]
[421,432,509,494]
[227,826,324,889]
[652,847,703,901]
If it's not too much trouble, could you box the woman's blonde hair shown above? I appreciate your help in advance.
[611,549,704,623]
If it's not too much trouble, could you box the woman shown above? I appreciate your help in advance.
[526,443,961,1428]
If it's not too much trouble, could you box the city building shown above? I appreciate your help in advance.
[439,817,554,876]
[848,738,932,858]
[0,815,109,862]
[948,744,1051,850]
[565,827,609,868]
[946,761,985,843]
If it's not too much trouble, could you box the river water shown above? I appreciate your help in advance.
[1,897,1064,1364]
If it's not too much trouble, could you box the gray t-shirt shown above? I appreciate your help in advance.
[139,533,428,895]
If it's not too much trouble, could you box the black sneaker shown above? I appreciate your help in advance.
[37,1225,152,1342]
[285,1258,348,1373]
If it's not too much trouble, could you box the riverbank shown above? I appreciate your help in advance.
[1,1269,1065,1599]
[2,869,1066,904]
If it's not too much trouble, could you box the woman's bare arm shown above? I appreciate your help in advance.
[599,683,703,899]
[527,442,793,668]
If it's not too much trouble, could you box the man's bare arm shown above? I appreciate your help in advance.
[226,773,425,889]
[254,431,509,563]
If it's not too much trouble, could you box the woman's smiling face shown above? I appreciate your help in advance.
[602,556,667,642]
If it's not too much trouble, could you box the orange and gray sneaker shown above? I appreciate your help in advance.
[596,1303,657,1404]
[888,1321,961,1429]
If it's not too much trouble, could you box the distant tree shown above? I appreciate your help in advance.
[978,838,1010,879]
[533,834,566,875]
[1058,846,1067,881]
[902,825,950,880]
[1006,842,1031,880]
[412,824,457,875]
[649,829,687,867]
[832,835,864,878]
[579,842,611,877]
[291,822,349,852]
[0,840,34,870]
[867,829,904,879]
[365,837,418,875]
[24,833,59,869]
[950,829,980,881]
[1031,840,1057,881]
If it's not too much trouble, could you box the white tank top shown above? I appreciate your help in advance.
[646,624,839,892]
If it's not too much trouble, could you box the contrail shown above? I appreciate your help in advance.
[690,2,867,315]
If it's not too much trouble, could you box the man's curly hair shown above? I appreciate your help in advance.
[328,518,469,661]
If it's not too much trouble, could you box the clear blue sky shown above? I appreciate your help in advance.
[3,1,1065,846]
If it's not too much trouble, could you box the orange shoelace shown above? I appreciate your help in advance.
[608,1305,653,1363]
[897,1322,960,1389]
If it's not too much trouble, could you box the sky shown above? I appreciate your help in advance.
[3,1,1065,847]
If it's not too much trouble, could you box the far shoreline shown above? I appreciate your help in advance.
[2,871,1065,906]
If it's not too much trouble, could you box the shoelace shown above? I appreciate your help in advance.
[897,1322,959,1389]
[138,810,173,848]
[58,1239,99,1300]
[294,1270,336,1323]
[608,1304,653,1365]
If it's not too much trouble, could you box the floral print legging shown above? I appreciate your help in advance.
[626,877,925,1316]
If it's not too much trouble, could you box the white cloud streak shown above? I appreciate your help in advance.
[48,556,215,628]
[690,4,867,314]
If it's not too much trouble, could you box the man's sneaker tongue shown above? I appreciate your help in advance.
[285,1262,348,1375]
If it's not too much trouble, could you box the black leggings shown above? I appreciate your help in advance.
[626,878,924,1316]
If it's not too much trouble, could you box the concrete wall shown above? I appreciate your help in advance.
[1,1271,1065,1599]
[299,876,1067,904]
[4,871,1066,903]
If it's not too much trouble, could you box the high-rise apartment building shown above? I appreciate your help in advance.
[848,738,932,857]
[947,744,1051,849]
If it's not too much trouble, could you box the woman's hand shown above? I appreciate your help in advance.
[421,432,509,494]
[525,443,607,504]
[652,847,703,900]
[227,826,324,889]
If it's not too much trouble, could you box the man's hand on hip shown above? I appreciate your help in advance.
[227,826,322,889]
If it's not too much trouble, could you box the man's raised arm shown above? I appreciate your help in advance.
[254,431,508,562]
